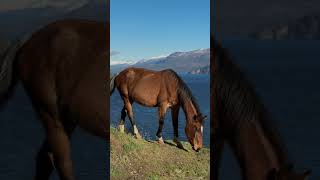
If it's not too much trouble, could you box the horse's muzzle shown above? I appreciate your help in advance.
[192,146,202,152]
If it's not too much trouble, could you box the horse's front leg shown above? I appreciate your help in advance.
[171,105,183,149]
[213,139,225,180]
[156,104,168,144]
[213,126,225,180]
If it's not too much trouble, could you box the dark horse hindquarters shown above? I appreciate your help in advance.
[213,39,311,180]
[0,20,109,180]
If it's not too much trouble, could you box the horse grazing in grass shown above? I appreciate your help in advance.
[212,38,311,180]
[110,67,206,151]
[0,19,108,180]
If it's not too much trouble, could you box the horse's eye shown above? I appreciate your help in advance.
[193,115,197,120]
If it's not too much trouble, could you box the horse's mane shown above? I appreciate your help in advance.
[214,40,289,164]
[166,69,202,116]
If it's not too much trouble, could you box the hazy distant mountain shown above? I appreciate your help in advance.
[0,7,61,40]
[0,0,89,12]
[0,1,106,40]
[215,0,320,38]
[111,48,210,74]
[64,1,107,21]
[250,15,320,40]
[110,63,133,74]
[188,65,210,75]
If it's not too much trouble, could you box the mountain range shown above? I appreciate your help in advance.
[111,48,210,74]
[215,0,320,38]
[0,1,107,40]
[250,14,320,40]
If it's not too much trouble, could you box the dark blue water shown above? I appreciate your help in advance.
[220,40,320,180]
[0,85,107,179]
[110,74,211,146]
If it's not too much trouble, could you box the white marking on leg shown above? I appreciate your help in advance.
[48,153,56,169]
[118,124,125,133]
[201,126,203,134]
[133,125,139,134]
[158,136,164,143]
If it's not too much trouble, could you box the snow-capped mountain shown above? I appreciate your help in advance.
[111,48,210,74]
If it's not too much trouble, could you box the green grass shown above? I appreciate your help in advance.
[110,127,210,180]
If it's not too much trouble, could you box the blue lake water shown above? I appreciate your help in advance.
[0,85,107,179]
[110,74,211,147]
[220,40,320,180]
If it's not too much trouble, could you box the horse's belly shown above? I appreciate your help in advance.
[67,65,108,138]
[71,91,108,138]
[131,83,160,106]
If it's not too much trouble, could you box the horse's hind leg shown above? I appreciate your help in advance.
[118,106,126,133]
[35,140,54,180]
[124,99,141,139]
[156,104,168,144]
[42,112,75,180]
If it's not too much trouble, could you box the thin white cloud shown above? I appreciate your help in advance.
[110,50,120,56]
[110,58,135,65]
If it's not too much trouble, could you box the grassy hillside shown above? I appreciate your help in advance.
[110,127,210,180]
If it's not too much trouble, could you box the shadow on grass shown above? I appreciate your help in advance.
[146,139,189,152]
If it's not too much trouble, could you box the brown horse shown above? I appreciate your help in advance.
[0,19,108,180]
[212,39,311,180]
[110,67,206,151]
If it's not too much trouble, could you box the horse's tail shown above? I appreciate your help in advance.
[110,73,118,95]
[0,36,29,108]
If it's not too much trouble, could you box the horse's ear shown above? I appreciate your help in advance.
[303,169,311,177]
[193,115,197,121]
[267,168,278,180]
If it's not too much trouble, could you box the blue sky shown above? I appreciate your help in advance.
[110,0,210,64]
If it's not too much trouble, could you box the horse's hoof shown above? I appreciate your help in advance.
[134,133,142,139]
[118,124,125,133]
[157,137,165,144]
[174,138,184,149]
[176,142,184,149]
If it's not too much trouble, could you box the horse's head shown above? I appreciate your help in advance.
[267,164,311,180]
[185,114,207,152]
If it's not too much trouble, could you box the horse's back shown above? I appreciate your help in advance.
[17,19,109,138]
[116,67,161,85]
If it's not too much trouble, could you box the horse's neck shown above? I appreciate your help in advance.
[181,98,197,121]
[230,121,286,179]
